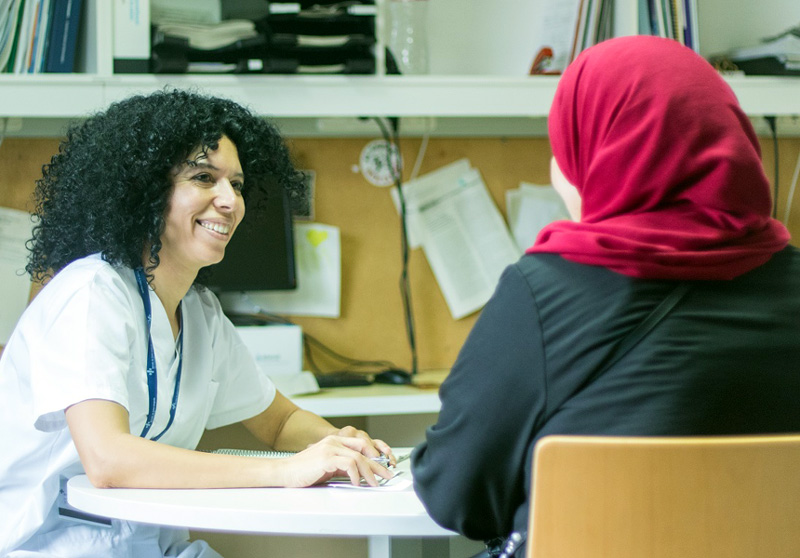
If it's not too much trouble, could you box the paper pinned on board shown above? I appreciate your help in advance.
[506,182,570,252]
[392,161,521,320]
[0,206,33,345]
[220,222,341,318]
[390,158,472,249]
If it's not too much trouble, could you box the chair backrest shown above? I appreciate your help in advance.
[528,434,800,558]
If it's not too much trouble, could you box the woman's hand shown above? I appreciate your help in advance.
[336,425,396,466]
[280,434,395,487]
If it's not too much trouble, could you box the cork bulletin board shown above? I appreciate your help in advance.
[2,135,799,369]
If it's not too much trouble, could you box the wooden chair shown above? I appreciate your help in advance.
[527,434,800,558]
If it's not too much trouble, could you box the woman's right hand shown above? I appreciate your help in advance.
[278,435,395,487]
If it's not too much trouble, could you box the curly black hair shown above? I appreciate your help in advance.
[27,88,304,284]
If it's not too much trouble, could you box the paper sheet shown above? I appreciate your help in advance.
[390,158,471,249]
[220,222,341,318]
[326,470,412,491]
[506,182,570,251]
[532,0,583,72]
[395,163,521,320]
[0,207,33,344]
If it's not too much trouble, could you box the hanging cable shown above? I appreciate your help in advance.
[765,116,779,218]
[371,116,419,376]
[409,126,430,181]
[228,307,398,375]
[782,144,800,227]
[0,118,7,151]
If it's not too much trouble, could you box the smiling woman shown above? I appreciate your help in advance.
[165,136,246,271]
[156,136,247,337]
[0,90,398,558]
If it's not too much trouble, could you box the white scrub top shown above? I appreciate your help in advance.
[0,254,276,557]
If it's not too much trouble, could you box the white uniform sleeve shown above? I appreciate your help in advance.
[28,267,139,432]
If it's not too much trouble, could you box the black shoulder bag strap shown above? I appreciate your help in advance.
[547,281,692,416]
[488,281,692,558]
[599,281,691,374]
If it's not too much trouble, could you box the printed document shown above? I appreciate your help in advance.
[0,207,33,344]
[393,161,521,319]
[391,158,471,249]
[506,182,569,252]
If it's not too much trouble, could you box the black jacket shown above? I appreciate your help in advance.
[412,247,800,545]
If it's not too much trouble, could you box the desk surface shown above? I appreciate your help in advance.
[67,454,453,538]
[290,370,446,417]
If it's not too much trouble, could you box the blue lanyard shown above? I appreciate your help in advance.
[134,268,183,441]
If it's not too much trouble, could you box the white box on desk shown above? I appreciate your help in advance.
[234,325,319,396]
[235,324,303,376]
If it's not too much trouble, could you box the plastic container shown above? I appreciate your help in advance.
[387,0,429,74]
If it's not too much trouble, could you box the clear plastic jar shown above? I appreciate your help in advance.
[387,0,429,74]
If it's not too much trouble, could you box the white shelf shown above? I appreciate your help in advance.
[1,74,799,125]
[292,387,441,418]
[3,0,800,135]
[0,75,107,118]
[101,74,562,117]
[289,370,446,417]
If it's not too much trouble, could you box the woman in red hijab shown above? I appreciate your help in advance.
[412,36,800,557]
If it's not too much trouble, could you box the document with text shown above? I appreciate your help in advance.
[0,207,33,344]
[393,161,520,319]
[506,182,569,251]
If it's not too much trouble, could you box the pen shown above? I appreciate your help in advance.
[370,455,391,467]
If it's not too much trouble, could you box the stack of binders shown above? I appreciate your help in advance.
[151,19,267,74]
[255,1,376,75]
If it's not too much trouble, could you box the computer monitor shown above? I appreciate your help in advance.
[203,179,297,293]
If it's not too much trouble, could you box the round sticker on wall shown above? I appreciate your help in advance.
[358,139,402,187]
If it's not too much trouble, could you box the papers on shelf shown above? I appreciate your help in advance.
[154,20,259,50]
[530,0,615,74]
[729,28,800,69]
[151,0,222,25]
[531,0,582,73]
[220,222,341,318]
[506,182,570,252]
[0,206,33,345]
[391,159,521,320]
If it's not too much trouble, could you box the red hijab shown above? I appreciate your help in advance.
[528,36,789,280]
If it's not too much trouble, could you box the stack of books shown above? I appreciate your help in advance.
[639,0,700,53]
[1,0,84,74]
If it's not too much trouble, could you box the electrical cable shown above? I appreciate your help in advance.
[782,143,800,227]
[0,118,7,150]
[409,128,430,181]
[228,308,397,375]
[765,115,779,218]
[371,116,419,376]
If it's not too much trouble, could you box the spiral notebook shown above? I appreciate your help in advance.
[211,448,411,464]
[210,448,412,489]
[212,448,295,459]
